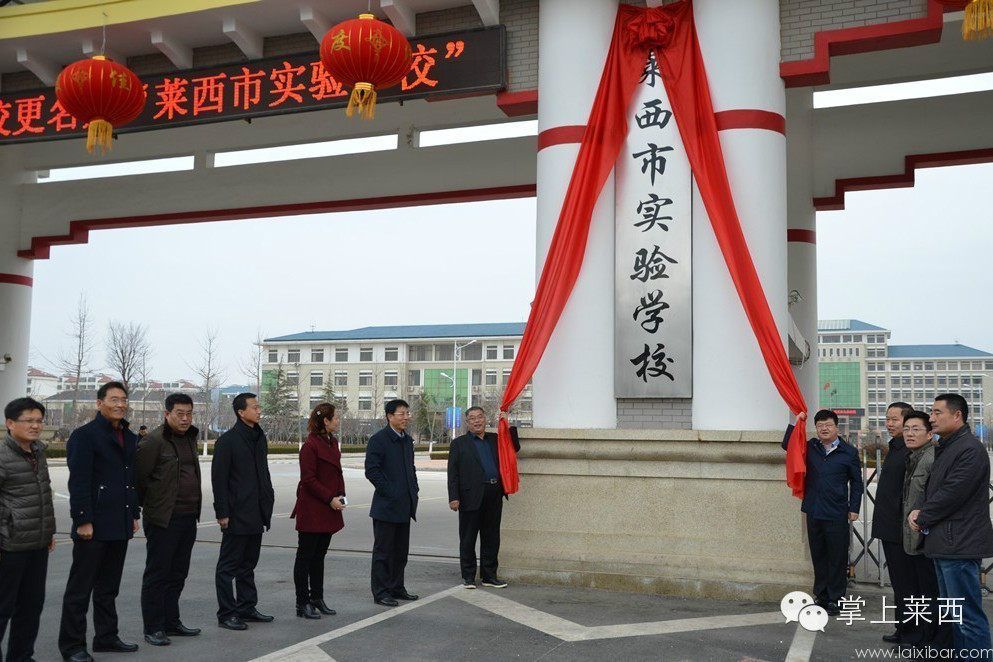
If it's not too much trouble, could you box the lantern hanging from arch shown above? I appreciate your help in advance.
[320,13,413,119]
[55,56,146,154]
[934,0,992,40]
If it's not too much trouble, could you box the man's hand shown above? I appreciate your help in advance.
[330,496,345,511]
[49,535,56,552]
[76,523,94,540]
[133,519,140,534]
[908,509,921,532]
[449,500,459,512]
[848,512,859,522]
[218,517,229,530]
[498,411,507,421]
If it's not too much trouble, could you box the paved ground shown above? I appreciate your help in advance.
[27,459,993,662]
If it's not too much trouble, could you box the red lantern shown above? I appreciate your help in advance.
[56,56,146,154]
[934,0,992,40]
[320,14,413,119]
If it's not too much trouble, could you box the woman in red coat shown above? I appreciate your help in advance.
[291,402,345,619]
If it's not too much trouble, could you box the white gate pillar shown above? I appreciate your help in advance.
[0,148,33,408]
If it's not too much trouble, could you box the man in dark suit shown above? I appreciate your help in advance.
[872,402,913,645]
[781,409,862,616]
[448,407,519,589]
[58,382,141,662]
[365,399,419,607]
[211,393,275,631]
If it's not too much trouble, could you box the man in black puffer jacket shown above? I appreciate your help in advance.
[1,397,56,662]
[909,394,993,657]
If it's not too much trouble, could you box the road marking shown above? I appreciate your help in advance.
[246,585,462,662]
[784,624,817,662]
[54,492,70,500]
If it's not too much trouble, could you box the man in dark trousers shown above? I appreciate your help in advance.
[59,382,141,662]
[448,407,519,589]
[212,393,275,631]
[136,393,202,646]
[1,397,56,662]
[365,399,419,607]
[872,401,913,645]
[782,409,862,616]
[909,394,993,657]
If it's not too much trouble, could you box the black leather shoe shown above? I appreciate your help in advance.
[143,632,170,647]
[165,622,201,637]
[218,616,248,631]
[825,602,841,616]
[882,631,901,644]
[240,608,274,623]
[392,591,419,601]
[310,599,336,616]
[374,596,399,607]
[92,638,139,653]
[64,652,94,662]
[296,603,321,619]
[482,578,508,588]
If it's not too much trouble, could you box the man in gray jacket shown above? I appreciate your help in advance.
[1,397,56,662]
[909,394,993,656]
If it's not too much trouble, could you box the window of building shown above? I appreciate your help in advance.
[310,371,323,387]
[334,371,347,387]
[986,361,993,371]
[948,361,959,371]
[384,371,398,387]
[503,344,515,360]
[913,362,923,371]
[829,348,834,357]
[486,345,498,360]
[385,347,399,362]
[938,376,947,387]
[408,370,420,386]
[936,361,947,370]
[924,362,934,371]
[854,348,860,357]
[949,376,959,387]
[461,343,482,360]
[472,369,482,386]
[925,376,935,386]
[358,396,372,411]
[485,369,497,386]
[868,363,876,371]
[409,344,432,361]
[287,349,301,363]
[435,344,454,361]
[900,362,910,371]
[822,335,840,343]
[843,335,852,343]
[335,348,348,362]
[913,376,923,386]
[286,371,299,386]
[360,348,373,362]
[359,371,372,387]
[502,369,512,384]
[309,395,322,408]
[268,349,278,362]
[311,349,324,363]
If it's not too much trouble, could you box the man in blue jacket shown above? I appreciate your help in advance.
[782,409,863,615]
[58,382,141,662]
[365,399,419,606]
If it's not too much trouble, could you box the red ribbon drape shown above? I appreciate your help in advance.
[498,1,809,498]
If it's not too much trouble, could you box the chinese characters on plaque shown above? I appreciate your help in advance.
[614,52,692,398]
[0,27,505,145]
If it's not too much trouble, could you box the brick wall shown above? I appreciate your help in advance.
[617,398,692,430]
[781,0,928,62]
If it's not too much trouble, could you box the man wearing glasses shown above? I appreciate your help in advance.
[1,397,56,662]
[782,409,862,616]
[59,382,141,662]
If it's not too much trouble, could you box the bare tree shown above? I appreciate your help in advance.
[190,329,225,444]
[54,294,96,429]
[136,348,153,428]
[106,321,150,391]
[239,330,266,395]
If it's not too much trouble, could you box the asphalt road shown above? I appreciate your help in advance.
[47,454,460,558]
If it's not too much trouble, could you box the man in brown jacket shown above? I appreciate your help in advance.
[1,397,56,662]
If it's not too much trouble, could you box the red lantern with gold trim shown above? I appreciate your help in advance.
[55,56,146,154]
[320,13,413,119]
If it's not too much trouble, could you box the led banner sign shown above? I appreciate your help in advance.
[0,26,505,145]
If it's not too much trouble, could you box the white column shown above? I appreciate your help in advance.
[0,147,33,408]
[691,0,789,430]
[786,88,819,412]
[532,0,618,428]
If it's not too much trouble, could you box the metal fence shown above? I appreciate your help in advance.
[849,447,993,594]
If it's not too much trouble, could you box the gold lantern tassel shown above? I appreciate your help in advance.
[86,119,114,155]
[964,0,993,40]
[346,82,377,120]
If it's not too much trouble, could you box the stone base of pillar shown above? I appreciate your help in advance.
[500,429,812,602]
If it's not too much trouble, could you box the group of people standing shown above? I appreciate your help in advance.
[0,385,518,662]
[788,395,993,657]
